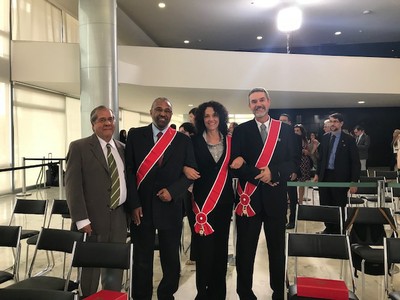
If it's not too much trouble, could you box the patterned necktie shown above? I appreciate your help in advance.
[157,132,163,166]
[260,123,267,143]
[106,144,120,209]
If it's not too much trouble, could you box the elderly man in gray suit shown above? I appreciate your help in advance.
[65,105,128,297]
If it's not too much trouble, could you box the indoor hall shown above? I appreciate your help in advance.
[1,184,399,299]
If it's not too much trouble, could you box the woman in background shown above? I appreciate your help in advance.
[294,124,312,204]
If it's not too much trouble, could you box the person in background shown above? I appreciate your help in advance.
[228,122,239,136]
[294,124,312,204]
[186,101,235,300]
[230,88,296,300]
[178,121,197,266]
[189,107,198,126]
[353,125,370,171]
[314,113,360,234]
[125,97,197,300]
[278,113,301,230]
[323,119,331,134]
[119,129,127,144]
[309,132,320,170]
[65,106,128,297]
[391,129,400,171]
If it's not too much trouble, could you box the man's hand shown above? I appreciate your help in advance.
[313,174,319,182]
[132,207,143,226]
[157,188,172,202]
[80,224,93,236]
[255,166,272,184]
[183,166,201,180]
[349,186,358,195]
[290,173,297,181]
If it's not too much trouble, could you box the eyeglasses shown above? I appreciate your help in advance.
[96,117,115,123]
[153,107,172,114]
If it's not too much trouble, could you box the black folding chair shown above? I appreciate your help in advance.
[384,237,400,300]
[67,241,133,297]
[0,288,77,300]
[6,228,85,292]
[285,232,358,299]
[8,199,48,276]
[0,226,22,285]
[345,207,397,299]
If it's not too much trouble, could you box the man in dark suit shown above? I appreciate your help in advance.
[314,113,361,233]
[125,97,196,300]
[230,88,297,300]
[353,125,370,171]
[65,105,128,297]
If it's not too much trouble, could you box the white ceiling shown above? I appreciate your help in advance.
[45,0,400,114]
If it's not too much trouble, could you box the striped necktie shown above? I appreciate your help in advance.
[106,143,120,209]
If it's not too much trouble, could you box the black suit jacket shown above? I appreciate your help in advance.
[125,124,197,230]
[357,134,370,160]
[192,134,234,217]
[230,119,297,216]
[316,131,361,182]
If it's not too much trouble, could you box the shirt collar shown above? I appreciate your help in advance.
[97,135,116,149]
[255,117,270,130]
[152,123,168,138]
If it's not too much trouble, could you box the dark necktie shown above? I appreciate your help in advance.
[106,144,120,209]
[260,123,267,143]
[157,131,163,166]
[328,134,336,156]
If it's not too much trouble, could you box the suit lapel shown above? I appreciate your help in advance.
[89,134,109,172]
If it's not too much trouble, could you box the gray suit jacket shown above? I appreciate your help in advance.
[356,133,370,160]
[65,134,127,237]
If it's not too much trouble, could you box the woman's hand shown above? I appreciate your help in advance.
[183,166,201,180]
[230,156,245,169]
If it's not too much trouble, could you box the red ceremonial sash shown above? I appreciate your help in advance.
[136,127,177,188]
[192,135,231,236]
[235,119,281,217]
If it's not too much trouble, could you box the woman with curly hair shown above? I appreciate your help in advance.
[294,124,312,203]
[185,100,236,299]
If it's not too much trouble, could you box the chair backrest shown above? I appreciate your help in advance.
[69,241,133,296]
[9,199,48,228]
[28,228,85,277]
[345,207,397,246]
[285,233,356,292]
[295,204,342,233]
[384,237,400,295]
[356,176,385,195]
[47,199,70,227]
[0,288,76,300]
[0,226,22,282]
[374,170,398,180]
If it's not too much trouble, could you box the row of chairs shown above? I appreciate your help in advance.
[0,226,132,298]
[288,205,399,299]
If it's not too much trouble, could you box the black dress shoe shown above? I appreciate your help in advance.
[286,222,295,229]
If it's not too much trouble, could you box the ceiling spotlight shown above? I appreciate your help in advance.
[358,101,365,104]
[158,2,166,8]
[257,36,263,40]
[277,6,303,32]
[334,31,342,36]
[184,40,190,44]
[188,104,194,107]
[363,10,372,15]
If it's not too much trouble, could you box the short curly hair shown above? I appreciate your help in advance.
[195,101,229,136]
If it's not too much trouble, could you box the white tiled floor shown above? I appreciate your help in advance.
[0,186,397,299]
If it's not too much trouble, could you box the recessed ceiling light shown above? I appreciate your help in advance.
[363,10,372,15]
[158,3,166,8]
[334,31,342,36]
[257,36,263,40]
[184,40,190,44]
[358,101,365,104]
[188,104,194,107]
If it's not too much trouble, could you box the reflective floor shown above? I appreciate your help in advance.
[0,186,397,299]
